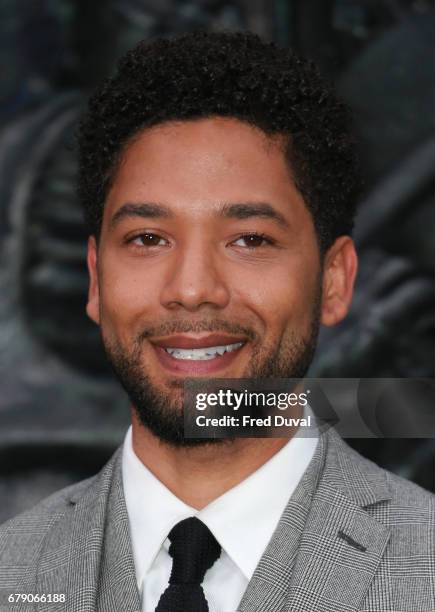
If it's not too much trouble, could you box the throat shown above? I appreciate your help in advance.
[130,416,290,509]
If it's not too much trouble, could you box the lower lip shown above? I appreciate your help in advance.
[152,343,246,375]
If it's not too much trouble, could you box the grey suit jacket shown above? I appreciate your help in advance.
[1,428,434,611]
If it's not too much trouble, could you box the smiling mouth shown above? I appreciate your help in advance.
[164,342,244,361]
[150,333,249,374]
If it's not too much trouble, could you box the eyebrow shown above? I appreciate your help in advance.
[109,202,173,228]
[109,201,291,230]
[220,202,291,230]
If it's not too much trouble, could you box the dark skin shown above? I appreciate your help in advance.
[86,117,357,509]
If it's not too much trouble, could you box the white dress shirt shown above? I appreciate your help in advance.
[122,421,318,612]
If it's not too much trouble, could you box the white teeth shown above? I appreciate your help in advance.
[165,342,244,360]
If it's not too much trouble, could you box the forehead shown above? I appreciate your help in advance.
[105,117,305,221]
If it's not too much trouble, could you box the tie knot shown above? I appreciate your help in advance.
[167,517,221,585]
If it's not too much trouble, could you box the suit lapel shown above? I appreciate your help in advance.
[285,475,390,611]
[239,428,392,612]
[237,432,327,612]
[95,449,141,612]
[35,447,140,612]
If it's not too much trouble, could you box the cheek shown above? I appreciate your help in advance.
[231,260,318,334]
[98,258,157,338]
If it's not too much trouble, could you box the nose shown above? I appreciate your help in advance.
[160,239,231,312]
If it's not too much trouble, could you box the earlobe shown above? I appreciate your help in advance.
[86,235,101,325]
[321,236,358,327]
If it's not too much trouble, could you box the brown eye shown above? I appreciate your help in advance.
[131,233,167,247]
[233,233,273,248]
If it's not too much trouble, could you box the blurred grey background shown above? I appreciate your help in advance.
[1,0,435,522]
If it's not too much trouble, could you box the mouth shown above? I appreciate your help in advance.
[150,333,249,375]
[164,341,244,360]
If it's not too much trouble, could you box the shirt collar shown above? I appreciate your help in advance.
[122,420,318,584]
[122,426,197,585]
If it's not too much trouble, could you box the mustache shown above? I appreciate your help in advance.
[138,319,257,341]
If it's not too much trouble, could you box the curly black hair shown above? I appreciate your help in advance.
[77,30,361,256]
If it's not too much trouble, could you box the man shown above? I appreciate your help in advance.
[0,31,434,612]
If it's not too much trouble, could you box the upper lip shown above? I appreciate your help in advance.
[150,333,248,349]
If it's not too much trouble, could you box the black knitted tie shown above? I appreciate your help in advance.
[155,517,222,612]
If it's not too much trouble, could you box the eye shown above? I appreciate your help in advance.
[127,232,168,247]
[232,233,275,249]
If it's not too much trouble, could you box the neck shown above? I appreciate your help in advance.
[130,410,294,509]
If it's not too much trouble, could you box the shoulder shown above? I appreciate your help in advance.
[0,475,96,564]
[0,447,122,570]
[386,464,435,507]
[331,431,435,517]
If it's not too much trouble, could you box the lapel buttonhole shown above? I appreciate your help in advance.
[337,529,367,552]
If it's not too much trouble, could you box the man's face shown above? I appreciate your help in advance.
[86,117,354,446]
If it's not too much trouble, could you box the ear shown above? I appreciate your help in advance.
[86,235,100,325]
[321,236,358,327]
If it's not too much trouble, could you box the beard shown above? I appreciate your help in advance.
[101,281,323,448]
